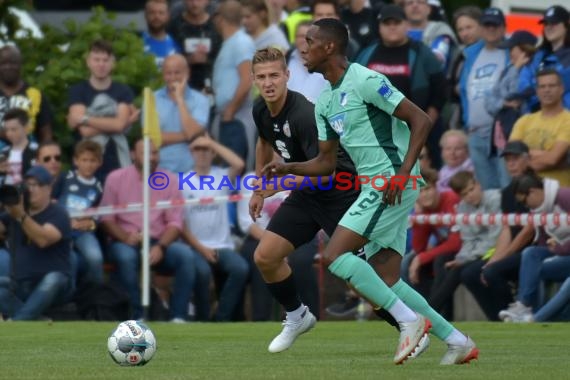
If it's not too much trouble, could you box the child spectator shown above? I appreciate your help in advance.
[0,108,38,185]
[55,140,104,286]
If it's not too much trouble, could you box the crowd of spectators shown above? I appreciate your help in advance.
[0,0,569,323]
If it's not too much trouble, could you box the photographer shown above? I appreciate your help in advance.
[0,166,73,321]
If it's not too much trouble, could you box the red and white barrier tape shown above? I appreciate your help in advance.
[68,194,570,227]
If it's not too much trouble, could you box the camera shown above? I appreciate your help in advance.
[0,184,29,208]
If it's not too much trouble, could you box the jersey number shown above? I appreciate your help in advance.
[275,140,291,159]
[349,191,380,216]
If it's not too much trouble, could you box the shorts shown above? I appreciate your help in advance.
[266,189,357,249]
[339,186,419,259]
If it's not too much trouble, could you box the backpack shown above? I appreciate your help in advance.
[74,281,131,321]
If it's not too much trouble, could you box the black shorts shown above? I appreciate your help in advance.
[266,189,358,249]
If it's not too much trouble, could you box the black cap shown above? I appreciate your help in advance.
[501,141,530,157]
[539,5,570,24]
[377,4,406,23]
[498,30,538,49]
[480,7,506,26]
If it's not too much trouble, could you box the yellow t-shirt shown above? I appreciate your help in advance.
[510,110,570,186]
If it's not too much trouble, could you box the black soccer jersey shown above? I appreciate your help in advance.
[253,90,356,176]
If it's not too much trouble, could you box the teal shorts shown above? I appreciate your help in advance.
[339,186,419,259]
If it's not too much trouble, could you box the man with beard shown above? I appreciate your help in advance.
[0,45,54,144]
[143,0,182,69]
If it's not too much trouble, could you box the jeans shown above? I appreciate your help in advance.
[535,277,570,322]
[218,120,248,166]
[517,246,553,309]
[108,241,196,320]
[73,232,104,285]
[193,248,249,321]
[0,248,10,277]
[461,253,521,321]
[400,251,435,299]
[467,132,510,190]
[0,272,73,320]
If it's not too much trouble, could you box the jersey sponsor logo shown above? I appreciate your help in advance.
[69,184,79,192]
[339,92,348,107]
[283,120,291,137]
[275,139,291,159]
[377,80,393,99]
[369,64,410,76]
[273,123,280,132]
[328,114,345,136]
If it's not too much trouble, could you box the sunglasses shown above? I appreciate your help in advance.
[42,155,61,163]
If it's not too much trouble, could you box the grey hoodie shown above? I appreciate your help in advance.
[454,189,502,263]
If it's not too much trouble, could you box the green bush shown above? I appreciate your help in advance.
[1,5,162,154]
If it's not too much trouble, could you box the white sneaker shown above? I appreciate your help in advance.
[268,307,316,353]
[498,301,527,321]
[408,334,430,360]
[170,318,187,324]
[440,336,479,365]
[500,301,533,322]
[394,314,431,365]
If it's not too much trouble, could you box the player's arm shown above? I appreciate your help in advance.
[393,98,433,175]
[264,139,339,177]
[255,137,274,177]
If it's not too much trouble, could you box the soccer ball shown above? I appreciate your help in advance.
[107,320,157,366]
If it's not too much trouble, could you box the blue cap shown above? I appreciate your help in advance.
[25,165,53,185]
[480,7,506,26]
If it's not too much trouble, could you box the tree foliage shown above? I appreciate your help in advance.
[0,5,162,151]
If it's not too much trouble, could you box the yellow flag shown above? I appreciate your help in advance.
[143,87,162,148]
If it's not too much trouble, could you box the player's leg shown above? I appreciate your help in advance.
[254,195,320,353]
[366,189,478,365]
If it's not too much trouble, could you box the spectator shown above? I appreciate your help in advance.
[403,0,458,71]
[341,0,379,51]
[181,134,249,321]
[212,0,256,169]
[485,30,538,153]
[0,108,38,185]
[280,0,312,44]
[461,141,535,320]
[509,68,570,186]
[401,167,461,299]
[519,5,570,112]
[237,173,320,320]
[0,45,54,144]
[56,140,104,287]
[523,276,570,322]
[167,0,223,92]
[286,21,328,103]
[429,170,502,318]
[242,0,290,51]
[448,6,482,130]
[311,0,360,60]
[67,40,140,183]
[418,144,432,171]
[356,4,447,167]
[99,137,196,322]
[155,54,209,174]
[0,166,73,320]
[36,141,65,196]
[499,172,570,322]
[436,130,473,193]
[143,0,182,69]
[458,7,510,190]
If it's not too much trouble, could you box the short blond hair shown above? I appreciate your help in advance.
[252,47,287,70]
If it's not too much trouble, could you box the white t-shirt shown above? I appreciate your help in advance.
[6,149,23,185]
[182,166,234,250]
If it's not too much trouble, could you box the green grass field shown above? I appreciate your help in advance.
[1,321,569,380]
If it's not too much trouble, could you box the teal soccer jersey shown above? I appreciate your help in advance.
[315,63,422,185]
[315,63,423,256]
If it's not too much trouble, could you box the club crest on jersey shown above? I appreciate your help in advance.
[283,120,291,137]
[378,80,393,99]
[328,114,345,136]
[339,92,348,107]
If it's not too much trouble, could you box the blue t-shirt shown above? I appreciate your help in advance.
[143,32,182,69]
[56,170,103,236]
[1,204,72,281]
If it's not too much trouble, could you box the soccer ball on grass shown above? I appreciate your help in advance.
[107,320,157,366]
